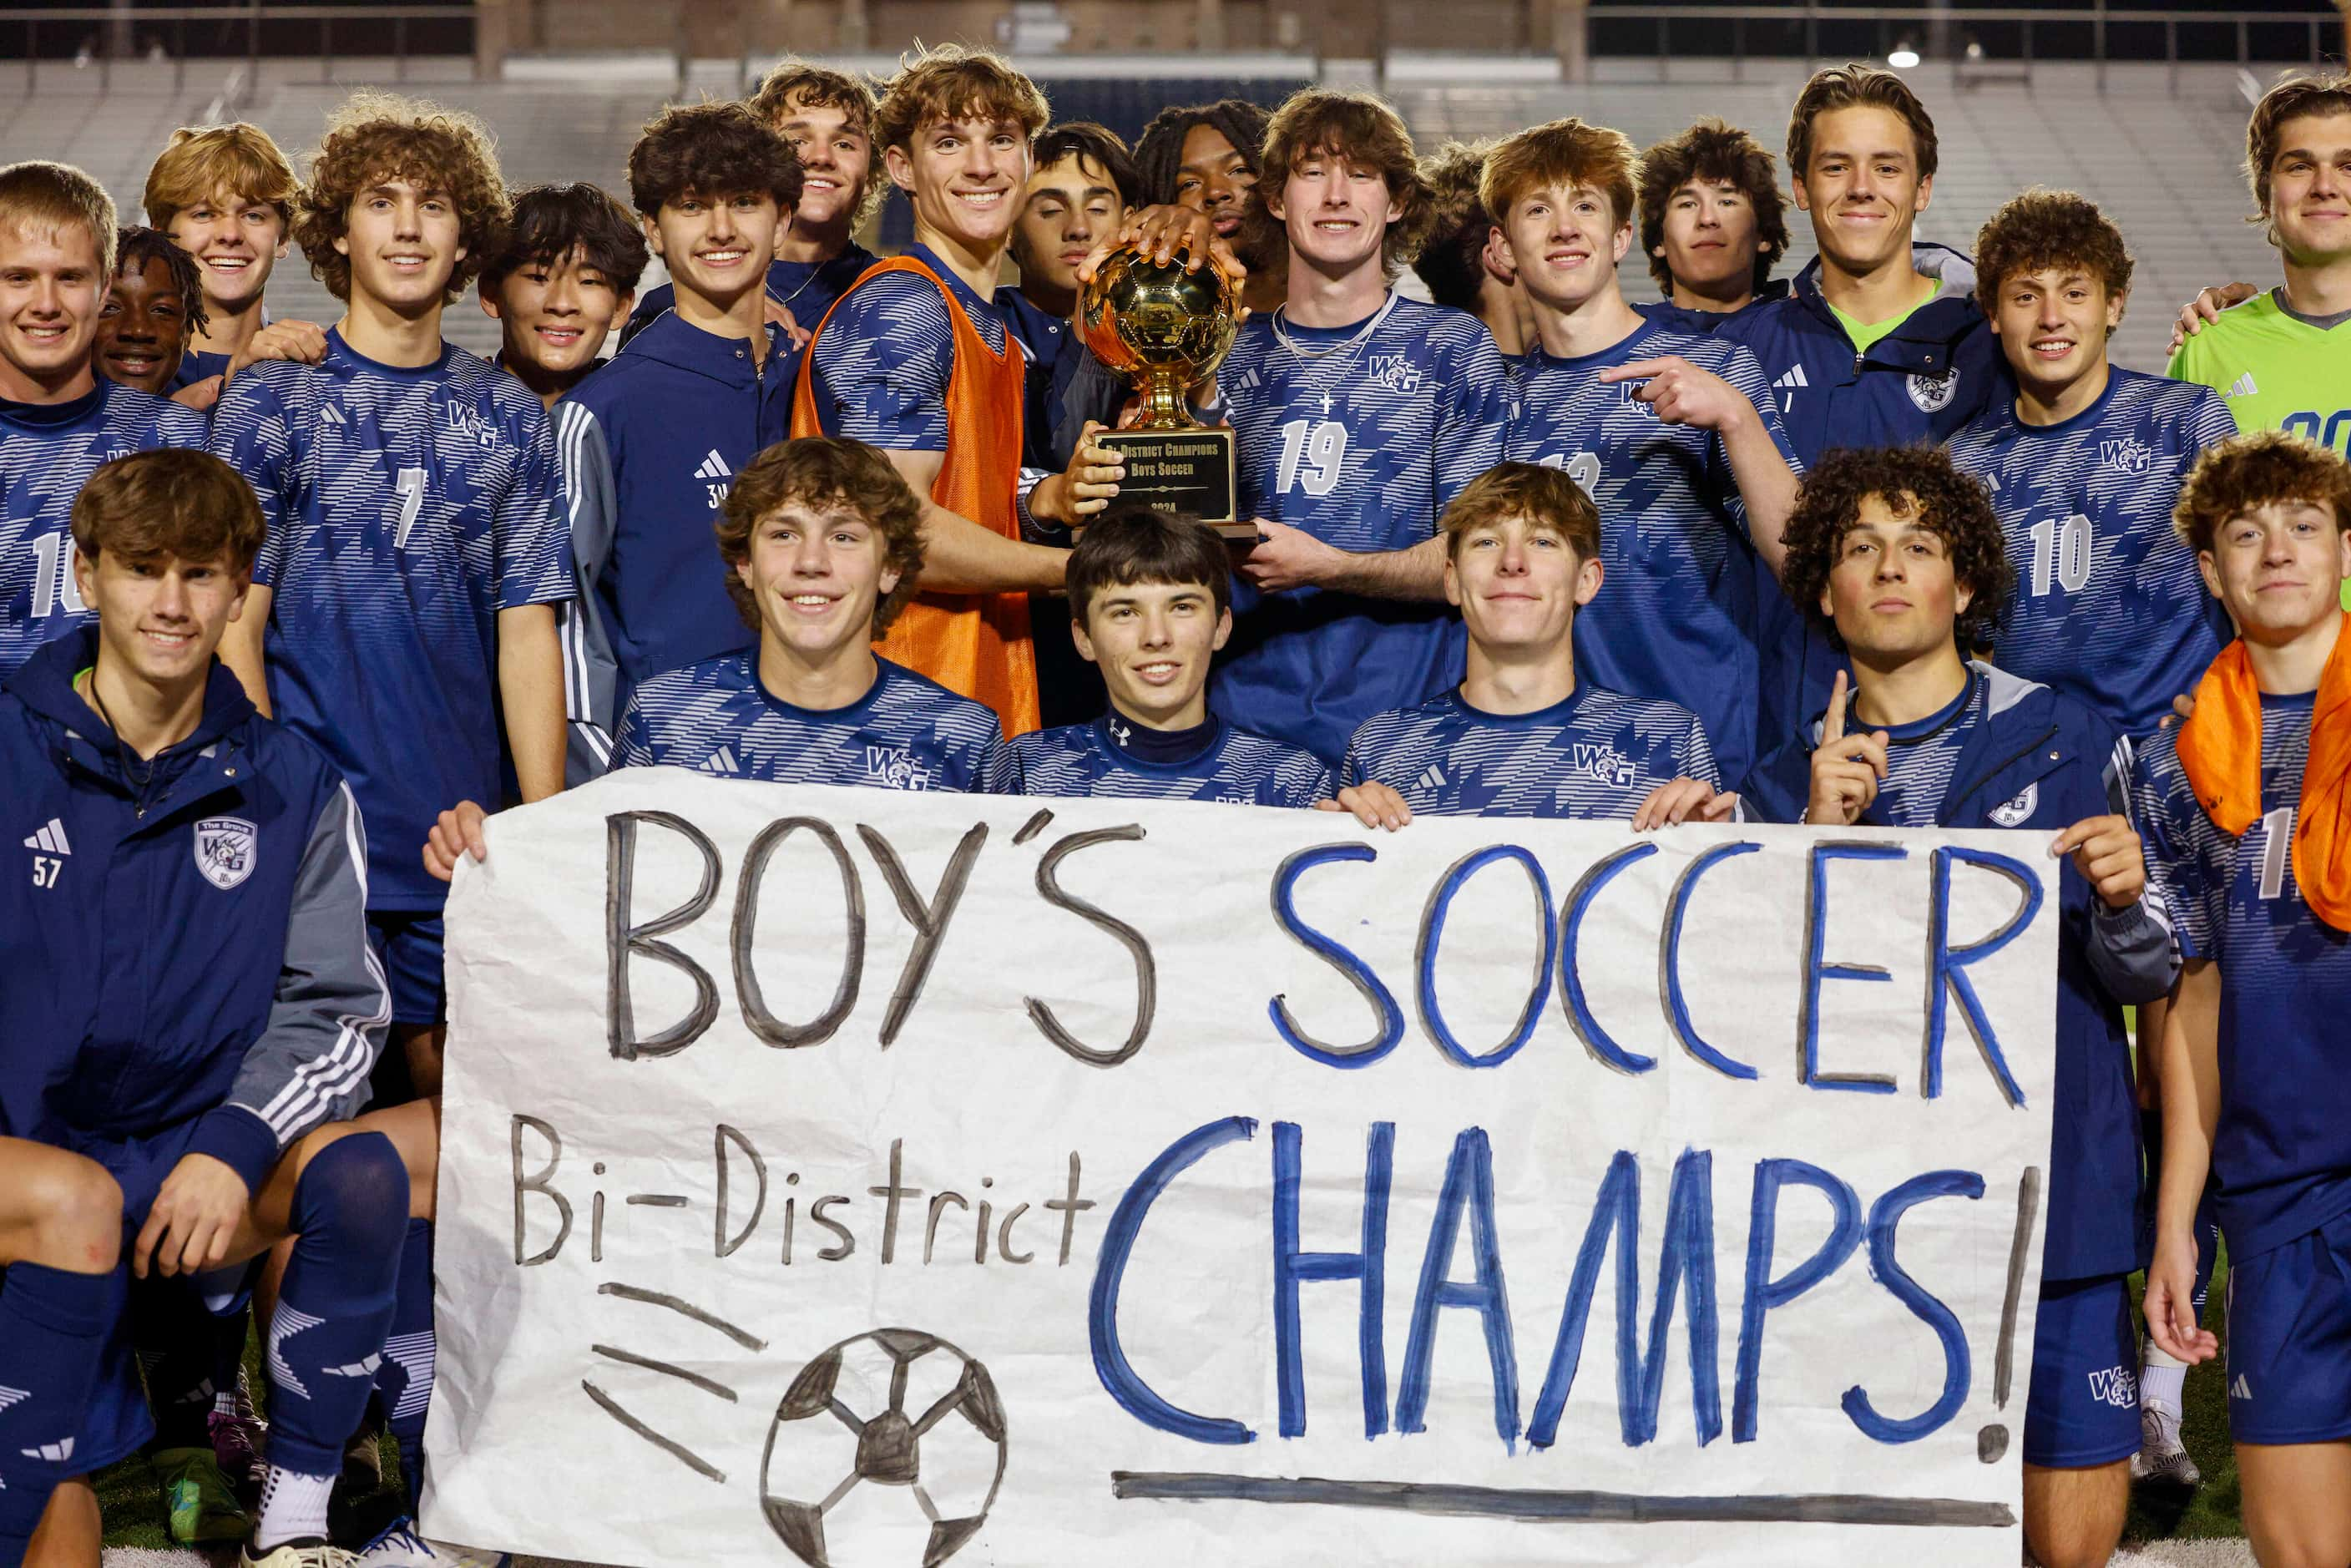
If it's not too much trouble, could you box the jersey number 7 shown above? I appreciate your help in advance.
[394,467,430,549]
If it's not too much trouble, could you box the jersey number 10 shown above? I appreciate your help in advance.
[2025,512,2095,598]
[24,530,88,620]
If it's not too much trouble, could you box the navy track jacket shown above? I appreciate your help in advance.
[1716,245,2011,760]
[554,311,798,781]
[0,631,387,1192]
[1746,660,2172,1282]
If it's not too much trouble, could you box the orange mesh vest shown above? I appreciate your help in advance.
[793,255,1039,736]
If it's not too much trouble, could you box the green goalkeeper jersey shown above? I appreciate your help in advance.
[2167,288,2350,454]
[2170,288,2351,606]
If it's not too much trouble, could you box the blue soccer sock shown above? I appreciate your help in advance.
[0,1261,125,1563]
[256,1132,406,1546]
[373,1219,436,1514]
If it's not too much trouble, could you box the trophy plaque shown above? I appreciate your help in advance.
[1079,245,1243,537]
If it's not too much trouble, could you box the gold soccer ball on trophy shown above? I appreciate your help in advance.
[1079,244,1241,431]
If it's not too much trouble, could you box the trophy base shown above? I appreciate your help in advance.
[1100,426,1237,531]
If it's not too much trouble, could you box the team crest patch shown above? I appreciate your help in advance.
[1990,784,2037,827]
[1906,368,1959,413]
[193,817,258,890]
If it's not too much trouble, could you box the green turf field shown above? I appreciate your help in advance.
[93,1292,2252,1552]
[2125,1263,2242,1544]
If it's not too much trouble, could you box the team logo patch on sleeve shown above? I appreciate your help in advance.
[193,817,259,890]
[1906,368,1959,413]
[1990,784,2038,827]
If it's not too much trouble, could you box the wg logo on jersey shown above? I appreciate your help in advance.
[2086,1366,2136,1409]
[1990,784,2038,827]
[193,817,258,891]
[439,403,505,453]
[863,746,934,791]
[1567,742,1637,789]
[1906,369,1959,413]
[1363,353,1423,395]
[2099,437,2152,473]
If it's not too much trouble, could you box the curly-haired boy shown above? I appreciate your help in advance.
[1751,443,2173,1568]
[203,99,573,1561]
[1947,188,2238,741]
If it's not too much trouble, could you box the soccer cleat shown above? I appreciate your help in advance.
[2131,1405,2202,1489]
[211,1377,270,1499]
[354,1520,511,1566]
[154,1444,252,1544]
[342,1424,385,1487]
[241,1540,357,1567]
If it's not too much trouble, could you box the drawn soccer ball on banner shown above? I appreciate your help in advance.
[759,1328,1008,1568]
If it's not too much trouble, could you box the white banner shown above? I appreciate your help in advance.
[427,769,2060,1568]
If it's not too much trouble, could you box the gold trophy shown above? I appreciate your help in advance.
[1079,244,1242,536]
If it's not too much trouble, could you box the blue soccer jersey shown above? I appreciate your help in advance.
[1502,321,1797,790]
[207,331,575,911]
[617,652,1017,792]
[1868,674,1985,828]
[802,244,1009,451]
[1010,716,1331,807]
[1948,369,2237,738]
[1340,683,1719,820]
[2136,697,2351,1260]
[2,382,209,676]
[1214,294,1511,766]
[166,347,234,393]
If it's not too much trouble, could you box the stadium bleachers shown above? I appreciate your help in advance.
[0,55,2296,369]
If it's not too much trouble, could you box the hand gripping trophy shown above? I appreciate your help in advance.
[1079,244,1243,536]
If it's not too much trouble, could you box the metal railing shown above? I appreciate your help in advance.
[2,2,2339,91]
[8,5,476,94]
[1565,5,2343,89]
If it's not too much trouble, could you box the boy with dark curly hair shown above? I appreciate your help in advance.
[1748,443,2172,1568]
[1634,117,1791,328]
[423,438,1012,880]
[2136,432,2351,1568]
[620,60,884,349]
[1949,190,2237,741]
[557,103,802,782]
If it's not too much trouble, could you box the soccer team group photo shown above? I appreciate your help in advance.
[0,3,2348,1565]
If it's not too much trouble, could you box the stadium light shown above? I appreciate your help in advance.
[1888,40,1922,68]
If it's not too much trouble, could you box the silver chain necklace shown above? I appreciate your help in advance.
[1270,291,1398,416]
